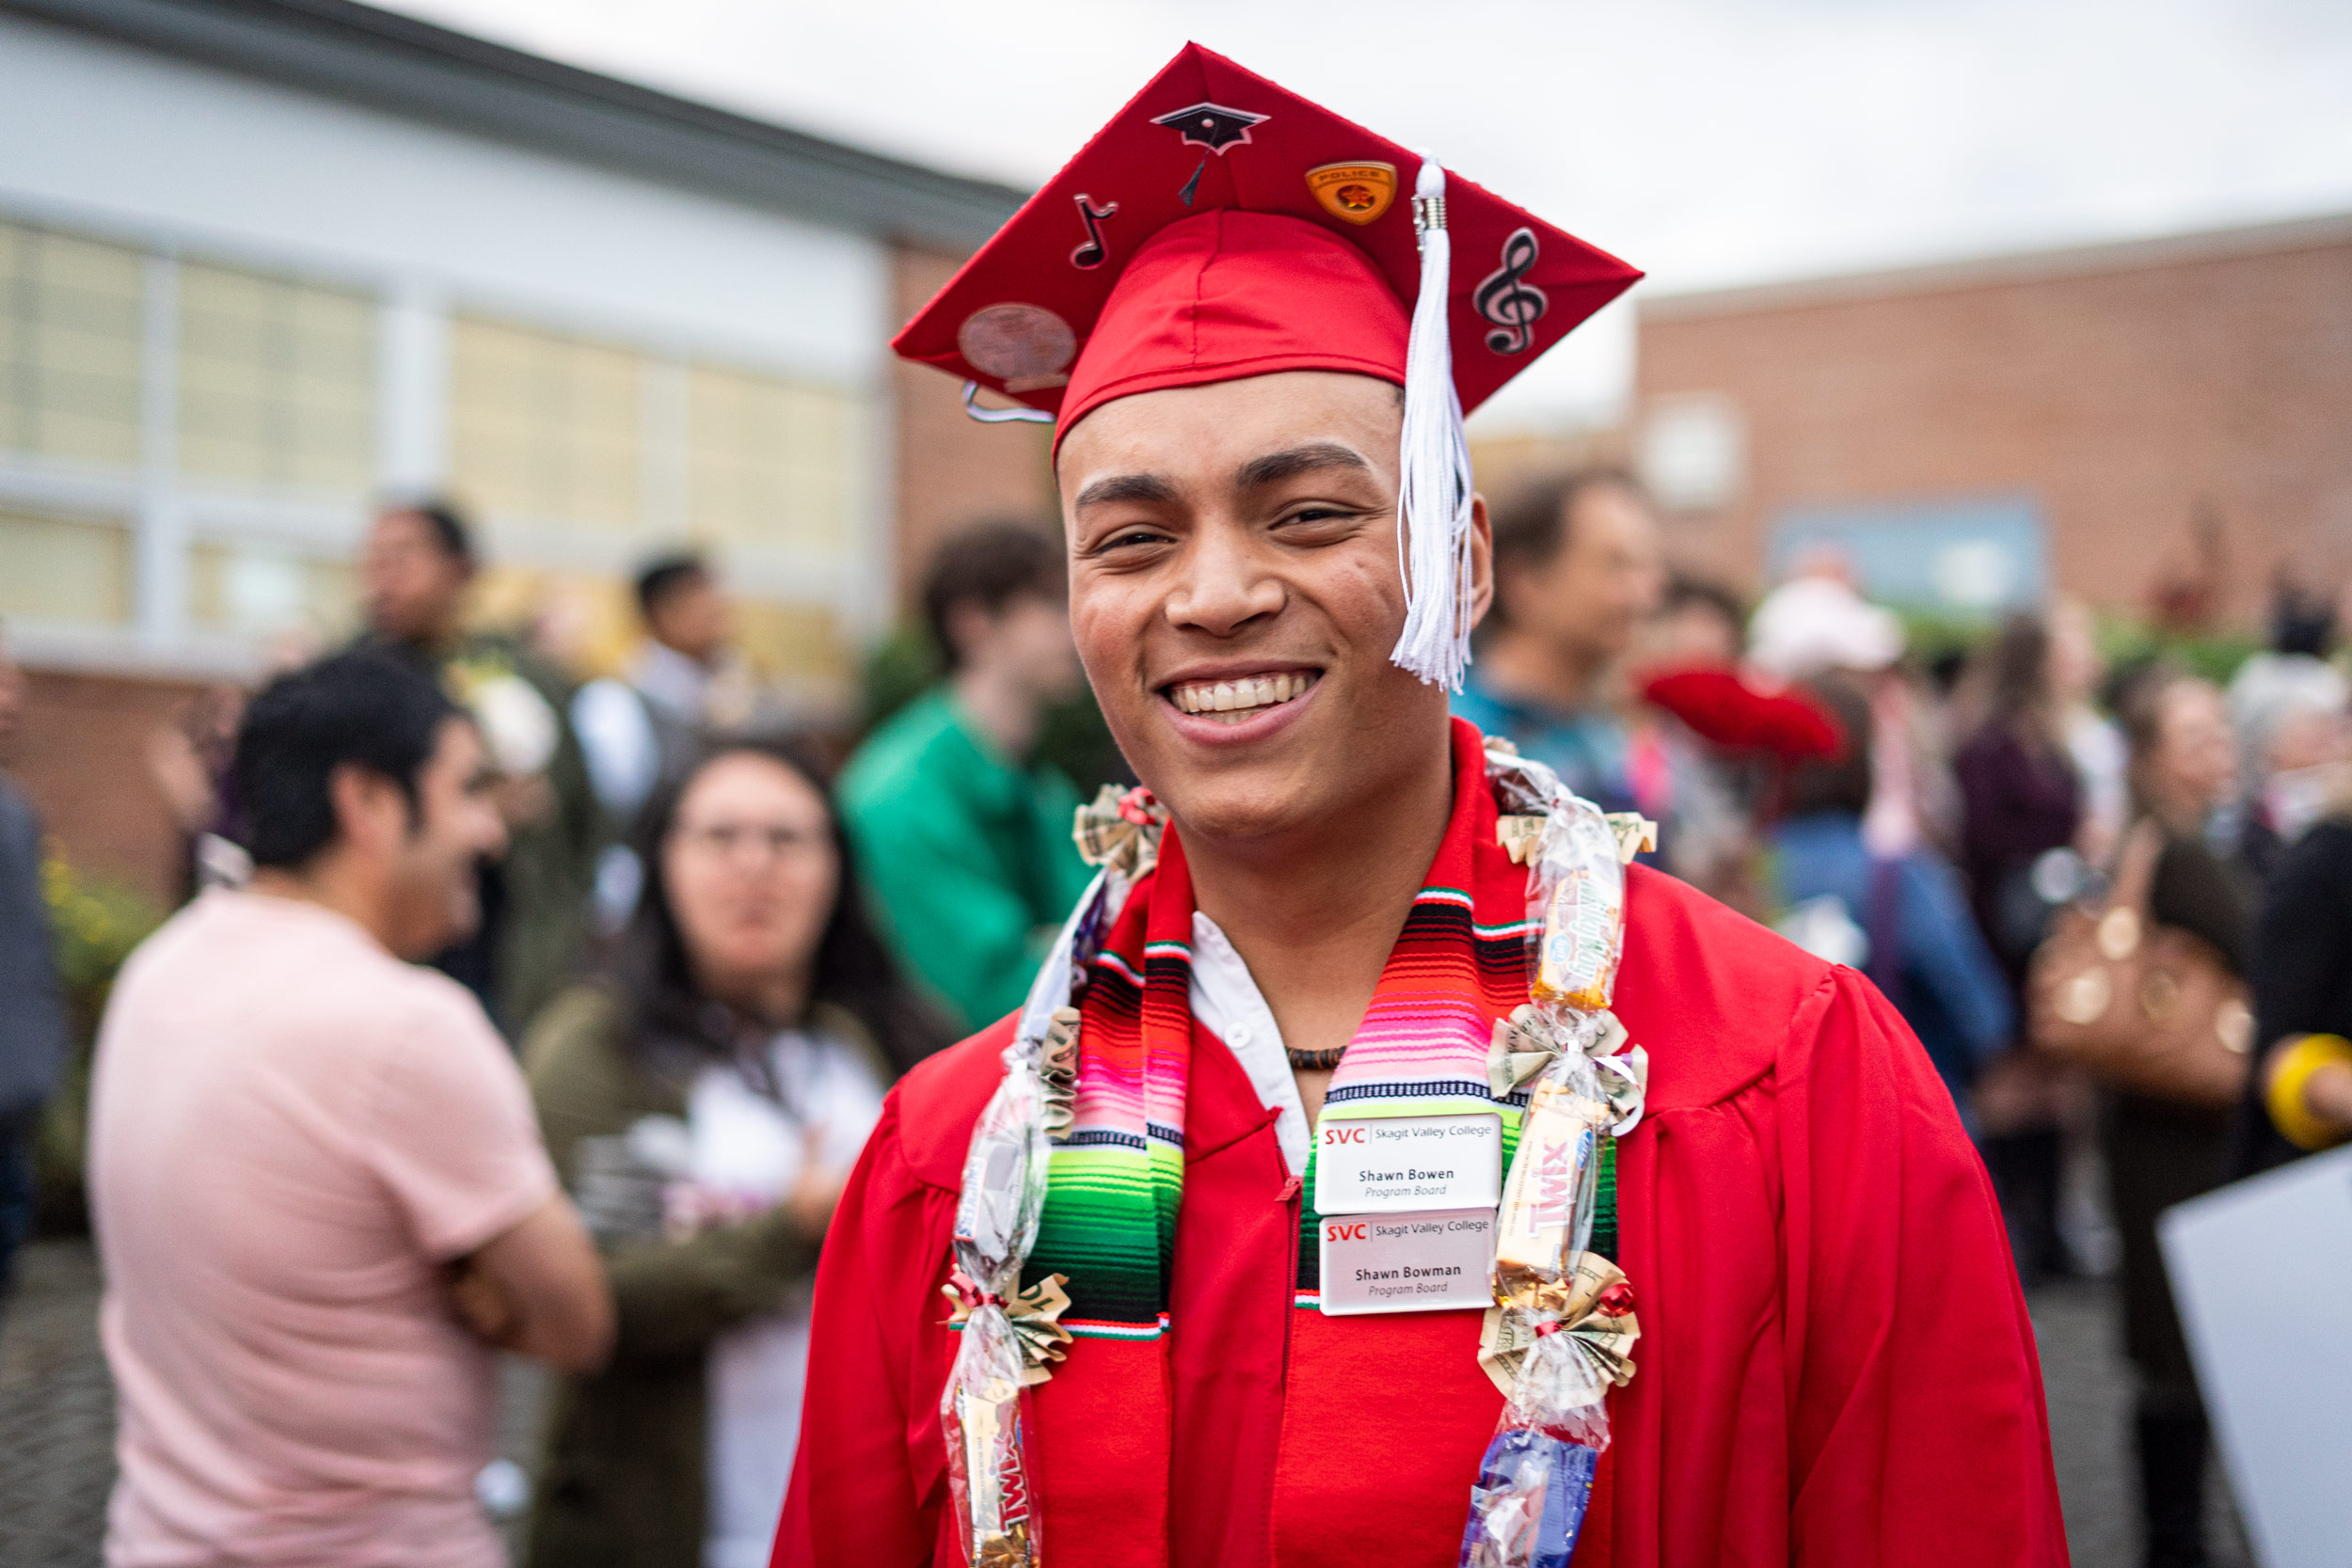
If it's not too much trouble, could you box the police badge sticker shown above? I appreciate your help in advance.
[1305,162,1397,226]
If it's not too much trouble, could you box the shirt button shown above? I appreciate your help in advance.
[1230,1024,1253,1045]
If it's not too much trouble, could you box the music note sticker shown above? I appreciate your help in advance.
[1070,195,1119,270]
[1473,228,1549,356]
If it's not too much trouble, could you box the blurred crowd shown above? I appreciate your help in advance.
[1449,470,2352,1568]
[0,478,2347,1567]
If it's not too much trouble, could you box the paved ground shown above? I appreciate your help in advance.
[0,1242,548,1567]
[0,1240,2255,1566]
[2028,1275,2253,1568]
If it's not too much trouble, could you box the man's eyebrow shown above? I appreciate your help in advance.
[1235,441,1373,491]
[1073,472,1180,510]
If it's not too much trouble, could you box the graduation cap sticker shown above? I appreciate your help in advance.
[1152,101,1267,153]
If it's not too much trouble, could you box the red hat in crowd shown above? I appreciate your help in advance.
[892,43,1641,689]
[1641,667,1846,761]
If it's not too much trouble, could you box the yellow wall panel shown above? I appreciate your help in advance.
[0,508,133,625]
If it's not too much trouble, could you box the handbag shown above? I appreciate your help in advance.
[2026,820,2254,1107]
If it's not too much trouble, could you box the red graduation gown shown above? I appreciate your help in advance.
[772,866,2069,1567]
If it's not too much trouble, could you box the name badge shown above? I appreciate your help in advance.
[1318,1207,1498,1315]
[1312,1112,1502,1214]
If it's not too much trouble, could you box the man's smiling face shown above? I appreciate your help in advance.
[1057,371,1489,846]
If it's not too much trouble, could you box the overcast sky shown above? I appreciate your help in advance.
[382,0,2352,430]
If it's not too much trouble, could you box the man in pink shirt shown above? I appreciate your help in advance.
[89,650,613,1566]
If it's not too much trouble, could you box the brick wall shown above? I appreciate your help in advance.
[888,245,1057,610]
[1634,218,2352,625]
[8,670,209,911]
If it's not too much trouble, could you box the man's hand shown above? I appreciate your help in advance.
[782,1131,850,1238]
[444,1255,520,1347]
[451,1195,614,1375]
[2302,1058,2352,1133]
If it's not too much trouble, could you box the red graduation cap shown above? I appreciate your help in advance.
[893,42,1643,689]
[1640,666,1846,760]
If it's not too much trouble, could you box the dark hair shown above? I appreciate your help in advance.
[1486,468,1644,629]
[2270,577,2337,659]
[1661,575,1746,632]
[1980,611,2056,736]
[617,734,948,1082]
[381,497,475,566]
[1783,675,1874,818]
[634,552,709,623]
[1926,645,1970,699]
[232,650,462,869]
[2110,657,2197,815]
[923,521,1066,673]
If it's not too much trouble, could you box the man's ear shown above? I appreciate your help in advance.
[326,762,406,858]
[1464,491,1496,634]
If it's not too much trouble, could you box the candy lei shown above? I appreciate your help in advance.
[939,740,1649,1568]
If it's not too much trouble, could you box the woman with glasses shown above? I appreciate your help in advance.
[519,736,945,1568]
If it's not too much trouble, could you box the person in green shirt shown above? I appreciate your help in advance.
[841,523,1096,1034]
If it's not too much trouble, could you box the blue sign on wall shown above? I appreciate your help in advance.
[1767,495,2047,613]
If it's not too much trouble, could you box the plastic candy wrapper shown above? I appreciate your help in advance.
[1468,1048,1640,1568]
[937,804,1162,1568]
[1484,741,1630,1015]
[1527,807,1626,1012]
[943,1310,1041,1567]
[941,1059,1053,1567]
[1461,1260,1638,1568]
[1493,1063,1607,1292]
[1458,1429,1598,1568]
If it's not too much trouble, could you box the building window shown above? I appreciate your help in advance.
[0,506,133,625]
[733,600,849,685]
[0,221,144,468]
[187,540,357,641]
[177,261,376,492]
[1639,393,1745,515]
[450,315,642,529]
[688,364,853,556]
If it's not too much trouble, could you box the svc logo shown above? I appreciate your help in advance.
[1323,1126,1366,1146]
[1326,1222,1369,1243]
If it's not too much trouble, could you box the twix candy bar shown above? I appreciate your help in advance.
[1491,1070,1609,1304]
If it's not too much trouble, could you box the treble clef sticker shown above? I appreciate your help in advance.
[1070,194,1119,270]
[1473,227,1549,355]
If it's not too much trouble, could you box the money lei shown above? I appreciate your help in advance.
[1468,739,1650,1568]
[938,786,1166,1568]
[940,767,1647,1567]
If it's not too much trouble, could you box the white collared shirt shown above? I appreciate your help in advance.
[1186,912,1311,1177]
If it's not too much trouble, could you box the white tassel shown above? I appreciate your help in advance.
[1390,151,1477,691]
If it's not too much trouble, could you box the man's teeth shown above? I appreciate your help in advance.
[1169,673,1314,720]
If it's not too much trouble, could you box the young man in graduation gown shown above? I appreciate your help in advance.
[775,45,2066,1568]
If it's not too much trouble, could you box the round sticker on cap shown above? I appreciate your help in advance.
[958,304,1077,393]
